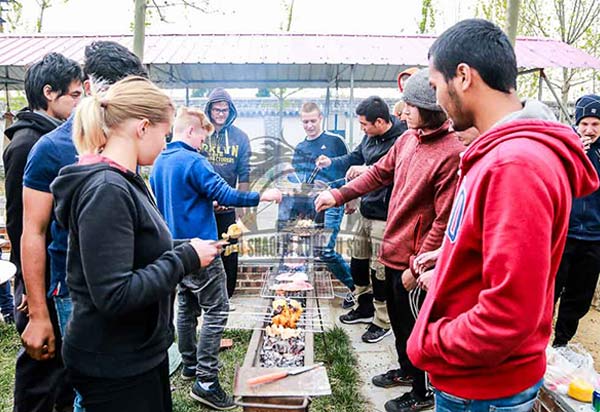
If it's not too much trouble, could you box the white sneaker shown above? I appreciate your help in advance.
[228,302,236,312]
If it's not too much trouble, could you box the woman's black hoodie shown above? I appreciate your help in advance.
[51,162,200,378]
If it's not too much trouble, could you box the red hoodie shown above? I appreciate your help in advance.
[407,116,599,400]
[331,121,463,270]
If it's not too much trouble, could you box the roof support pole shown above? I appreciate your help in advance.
[540,69,570,121]
[324,86,331,130]
[538,69,543,101]
[349,64,355,147]
[185,85,190,107]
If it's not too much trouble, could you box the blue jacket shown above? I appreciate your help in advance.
[569,139,600,241]
[150,141,260,241]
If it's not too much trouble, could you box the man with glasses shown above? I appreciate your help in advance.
[204,88,251,305]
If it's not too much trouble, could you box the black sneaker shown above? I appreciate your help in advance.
[190,379,236,410]
[384,391,434,412]
[181,365,196,381]
[341,292,356,309]
[372,369,413,388]
[361,324,392,343]
[339,309,373,324]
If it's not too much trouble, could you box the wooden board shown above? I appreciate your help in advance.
[234,366,331,398]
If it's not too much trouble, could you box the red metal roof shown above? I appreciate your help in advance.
[0,33,598,89]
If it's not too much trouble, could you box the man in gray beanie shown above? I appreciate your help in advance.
[553,93,600,347]
[315,68,464,412]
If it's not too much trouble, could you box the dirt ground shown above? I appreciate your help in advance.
[569,306,600,364]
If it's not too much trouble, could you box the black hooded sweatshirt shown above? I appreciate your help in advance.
[51,162,200,378]
[3,108,59,284]
[330,117,408,220]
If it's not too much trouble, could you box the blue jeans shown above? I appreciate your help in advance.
[0,280,14,320]
[317,206,353,290]
[54,296,86,412]
[177,257,228,382]
[434,379,543,412]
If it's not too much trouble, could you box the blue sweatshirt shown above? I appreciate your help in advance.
[292,131,348,188]
[150,141,260,241]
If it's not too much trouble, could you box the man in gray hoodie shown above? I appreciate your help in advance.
[204,89,251,302]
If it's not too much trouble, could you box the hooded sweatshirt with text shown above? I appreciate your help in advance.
[407,101,599,400]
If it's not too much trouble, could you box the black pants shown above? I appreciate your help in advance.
[554,238,600,346]
[216,211,238,298]
[13,274,74,412]
[70,356,171,412]
[385,266,429,398]
[352,258,386,316]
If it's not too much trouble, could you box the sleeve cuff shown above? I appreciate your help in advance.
[331,188,345,206]
[175,242,201,275]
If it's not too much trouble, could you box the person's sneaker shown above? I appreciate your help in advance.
[341,292,356,309]
[339,309,373,325]
[190,379,236,410]
[361,323,392,343]
[181,366,196,381]
[372,369,413,388]
[384,391,434,412]
[228,302,236,312]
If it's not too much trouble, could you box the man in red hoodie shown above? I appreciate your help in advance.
[316,68,463,412]
[407,19,599,411]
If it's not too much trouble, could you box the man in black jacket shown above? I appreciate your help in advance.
[3,52,82,412]
[316,96,407,343]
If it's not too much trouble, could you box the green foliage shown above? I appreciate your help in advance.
[418,0,437,34]
[256,88,271,98]
[0,322,19,412]
[191,88,208,98]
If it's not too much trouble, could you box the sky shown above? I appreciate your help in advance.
[11,0,478,35]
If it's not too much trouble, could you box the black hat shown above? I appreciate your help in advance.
[575,94,600,125]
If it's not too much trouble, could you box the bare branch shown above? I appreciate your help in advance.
[150,0,169,22]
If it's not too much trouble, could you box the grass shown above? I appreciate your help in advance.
[0,325,364,412]
[0,322,19,412]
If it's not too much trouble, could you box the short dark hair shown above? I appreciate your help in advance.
[429,19,517,93]
[418,107,447,130]
[83,41,148,85]
[24,52,83,111]
[355,96,391,123]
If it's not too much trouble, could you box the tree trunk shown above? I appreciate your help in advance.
[133,0,147,60]
[505,0,520,46]
[560,68,570,123]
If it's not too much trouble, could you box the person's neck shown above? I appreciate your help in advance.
[307,131,322,141]
[100,136,138,172]
[380,121,393,136]
[473,90,522,133]
[172,136,198,150]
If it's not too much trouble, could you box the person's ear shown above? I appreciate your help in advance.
[43,85,55,101]
[456,63,472,92]
[83,79,92,96]
[137,119,150,138]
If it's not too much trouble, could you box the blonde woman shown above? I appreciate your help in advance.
[51,76,219,412]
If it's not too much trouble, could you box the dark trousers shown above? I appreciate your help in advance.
[13,275,74,412]
[353,258,386,315]
[554,238,600,346]
[385,266,429,398]
[70,357,171,412]
[216,211,238,298]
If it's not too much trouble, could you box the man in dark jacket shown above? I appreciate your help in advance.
[204,88,251,303]
[554,94,600,346]
[3,52,82,412]
[316,96,407,343]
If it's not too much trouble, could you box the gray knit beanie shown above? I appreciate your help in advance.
[402,68,442,112]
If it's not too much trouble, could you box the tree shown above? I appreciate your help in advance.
[505,0,520,45]
[478,0,600,120]
[133,0,213,59]
[191,88,207,98]
[418,0,437,34]
[256,88,271,98]
[0,0,68,33]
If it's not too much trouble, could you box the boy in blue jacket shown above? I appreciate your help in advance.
[150,107,281,410]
